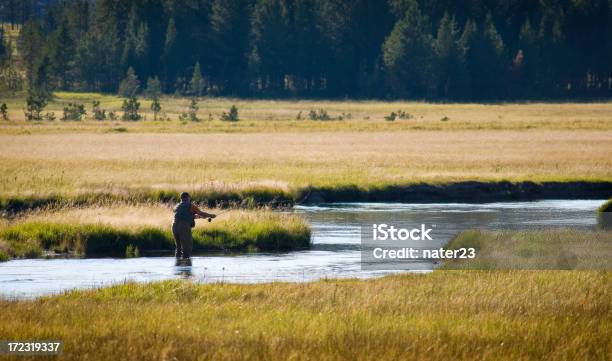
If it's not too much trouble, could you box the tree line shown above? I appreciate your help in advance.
[2,0,611,100]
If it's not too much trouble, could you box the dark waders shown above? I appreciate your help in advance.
[172,220,193,259]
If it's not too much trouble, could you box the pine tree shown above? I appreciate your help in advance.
[24,88,47,121]
[163,17,178,89]
[121,95,141,121]
[189,62,204,96]
[249,0,292,94]
[382,0,432,98]
[460,15,508,99]
[433,13,468,98]
[209,0,251,95]
[17,19,44,88]
[118,67,140,97]
[145,76,162,99]
[0,29,7,65]
[150,96,161,121]
[47,19,75,90]
[33,55,52,99]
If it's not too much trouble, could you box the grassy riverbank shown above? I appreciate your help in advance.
[0,207,310,260]
[0,271,609,360]
[445,229,612,270]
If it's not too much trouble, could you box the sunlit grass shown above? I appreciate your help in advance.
[0,131,610,199]
[0,271,609,360]
[1,93,611,131]
[444,229,612,269]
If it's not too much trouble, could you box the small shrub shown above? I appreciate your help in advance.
[339,112,352,120]
[384,111,397,121]
[308,109,330,121]
[0,103,8,120]
[150,97,162,121]
[220,104,239,122]
[24,91,47,121]
[0,250,9,262]
[385,110,412,121]
[296,111,302,120]
[179,99,199,122]
[62,102,86,121]
[121,95,141,121]
[125,244,140,258]
[440,116,450,121]
[44,112,56,121]
[92,100,106,120]
[108,111,118,121]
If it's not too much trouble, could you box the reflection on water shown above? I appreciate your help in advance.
[0,200,605,299]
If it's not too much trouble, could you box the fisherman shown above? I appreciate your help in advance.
[172,192,216,260]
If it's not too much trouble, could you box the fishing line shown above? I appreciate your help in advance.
[201,187,313,221]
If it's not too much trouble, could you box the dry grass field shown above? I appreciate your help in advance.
[0,270,609,360]
[0,130,610,197]
[0,93,611,132]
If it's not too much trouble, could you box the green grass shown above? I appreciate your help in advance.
[444,229,612,270]
[0,271,609,360]
[0,186,294,214]
[0,213,310,259]
[599,199,612,212]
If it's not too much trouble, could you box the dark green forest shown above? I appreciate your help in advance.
[1,0,611,99]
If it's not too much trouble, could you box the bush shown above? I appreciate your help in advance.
[150,97,162,121]
[92,100,106,120]
[62,102,86,121]
[24,90,47,121]
[121,95,141,121]
[0,103,8,120]
[179,99,199,121]
[0,250,9,262]
[308,109,330,121]
[220,104,239,122]
[44,112,56,121]
[385,110,412,121]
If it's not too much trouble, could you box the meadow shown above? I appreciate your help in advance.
[0,130,610,200]
[0,269,609,360]
[0,206,310,260]
[1,92,612,132]
[1,93,611,211]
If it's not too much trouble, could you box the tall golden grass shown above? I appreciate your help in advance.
[1,130,610,197]
[0,270,609,360]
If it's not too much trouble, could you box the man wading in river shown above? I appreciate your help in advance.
[173,192,216,262]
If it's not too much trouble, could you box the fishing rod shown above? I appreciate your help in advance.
[198,187,313,222]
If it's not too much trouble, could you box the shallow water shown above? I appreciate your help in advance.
[0,200,606,299]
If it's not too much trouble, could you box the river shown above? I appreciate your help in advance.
[0,199,605,299]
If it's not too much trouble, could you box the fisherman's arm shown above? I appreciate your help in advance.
[191,204,216,219]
